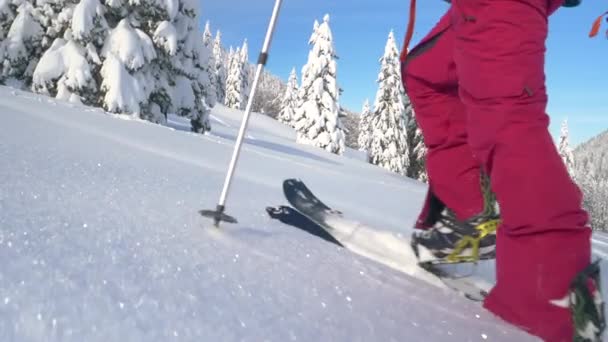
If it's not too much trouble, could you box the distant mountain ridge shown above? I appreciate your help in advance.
[573,129,608,231]
[574,129,608,181]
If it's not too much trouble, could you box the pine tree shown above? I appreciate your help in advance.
[0,0,17,42]
[240,38,249,106]
[0,1,45,87]
[293,14,345,155]
[558,118,576,179]
[212,30,225,103]
[99,18,156,116]
[2,0,214,131]
[406,104,427,182]
[32,0,107,104]
[202,20,212,48]
[357,99,371,152]
[224,46,243,109]
[367,30,409,175]
[277,67,298,126]
[251,70,287,116]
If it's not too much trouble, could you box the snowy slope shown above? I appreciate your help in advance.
[1,86,607,341]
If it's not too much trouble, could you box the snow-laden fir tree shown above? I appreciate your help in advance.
[224,46,245,109]
[292,14,345,155]
[212,30,225,103]
[166,0,214,132]
[357,99,371,151]
[201,20,216,106]
[99,18,156,116]
[26,0,214,132]
[339,106,361,149]
[277,67,298,126]
[251,70,287,117]
[202,20,212,48]
[0,0,17,42]
[0,1,44,87]
[191,20,217,115]
[558,118,576,179]
[240,38,250,106]
[407,106,427,182]
[32,0,107,105]
[367,30,409,175]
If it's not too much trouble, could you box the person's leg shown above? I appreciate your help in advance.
[450,0,592,339]
[403,10,485,224]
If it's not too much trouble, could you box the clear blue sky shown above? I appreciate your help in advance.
[201,0,607,146]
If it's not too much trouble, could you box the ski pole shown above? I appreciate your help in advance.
[200,0,284,227]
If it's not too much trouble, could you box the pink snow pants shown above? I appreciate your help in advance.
[402,1,592,340]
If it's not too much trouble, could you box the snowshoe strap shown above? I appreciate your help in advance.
[445,219,499,263]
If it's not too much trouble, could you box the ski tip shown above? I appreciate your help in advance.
[283,178,302,189]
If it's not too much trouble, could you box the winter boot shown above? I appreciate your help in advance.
[569,260,606,342]
[411,173,500,265]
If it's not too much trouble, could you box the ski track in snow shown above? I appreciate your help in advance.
[2,87,606,341]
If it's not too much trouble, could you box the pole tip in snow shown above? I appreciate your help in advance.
[199,205,238,227]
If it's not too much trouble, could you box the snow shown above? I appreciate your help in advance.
[2,2,43,61]
[32,38,93,102]
[71,0,105,42]
[153,21,178,56]
[163,0,178,21]
[101,19,155,71]
[2,87,608,341]
[100,53,143,114]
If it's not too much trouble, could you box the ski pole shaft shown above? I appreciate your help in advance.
[216,0,283,219]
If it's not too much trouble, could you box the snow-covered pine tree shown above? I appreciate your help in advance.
[200,20,217,107]
[367,30,409,175]
[339,106,360,149]
[0,0,17,42]
[224,46,244,109]
[292,19,317,118]
[166,0,214,132]
[202,20,212,47]
[277,67,298,126]
[0,1,44,87]
[99,18,156,117]
[5,0,214,131]
[251,70,287,117]
[357,99,371,152]
[558,118,576,179]
[212,30,225,103]
[240,38,249,106]
[32,0,107,104]
[406,105,427,182]
[292,14,345,155]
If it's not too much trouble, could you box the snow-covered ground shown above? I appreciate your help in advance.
[1,86,607,341]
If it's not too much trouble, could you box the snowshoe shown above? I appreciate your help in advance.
[411,173,500,265]
[570,260,606,342]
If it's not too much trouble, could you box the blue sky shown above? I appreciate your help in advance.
[201,0,607,146]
